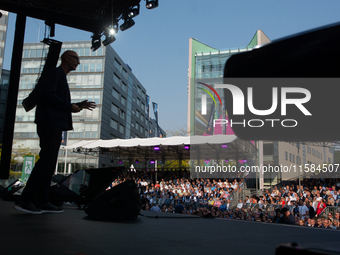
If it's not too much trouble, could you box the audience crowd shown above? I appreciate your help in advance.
[111,169,340,229]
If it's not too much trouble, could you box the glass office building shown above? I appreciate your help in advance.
[187,30,271,135]
[14,41,161,171]
[0,10,9,79]
[0,10,9,144]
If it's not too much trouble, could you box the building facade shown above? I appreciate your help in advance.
[0,10,8,80]
[14,41,161,172]
[187,31,334,185]
[0,10,9,143]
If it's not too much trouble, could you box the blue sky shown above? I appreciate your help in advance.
[3,0,340,133]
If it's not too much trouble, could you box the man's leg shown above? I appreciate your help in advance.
[15,123,62,213]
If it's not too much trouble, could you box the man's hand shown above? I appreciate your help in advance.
[71,104,81,113]
[78,100,97,111]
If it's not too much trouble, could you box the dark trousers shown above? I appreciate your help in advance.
[21,123,62,204]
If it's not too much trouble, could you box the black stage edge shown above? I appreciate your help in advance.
[1,200,340,255]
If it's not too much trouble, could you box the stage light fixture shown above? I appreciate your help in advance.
[128,4,140,18]
[91,33,101,51]
[184,145,190,150]
[221,144,228,148]
[120,18,135,31]
[154,146,160,151]
[102,33,116,46]
[108,23,118,35]
[146,0,158,9]
[150,160,155,164]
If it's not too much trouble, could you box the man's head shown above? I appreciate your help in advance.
[310,219,315,225]
[324,219,329,227]
[61,50,80,74]
[282,207,290,217]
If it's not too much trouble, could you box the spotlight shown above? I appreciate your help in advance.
[135,159,139,164]
[221,144,228,148]
[184,145,190,150]
[120,18,135,31]
[108,23,118,35]
[150,160,155,164]
[154,146,160,151]
[128,4,140,18]
[146,0,158,9]
[102,33,116,46]
[91,33,101,51]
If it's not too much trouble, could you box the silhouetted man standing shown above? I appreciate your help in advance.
[14,50,96,214]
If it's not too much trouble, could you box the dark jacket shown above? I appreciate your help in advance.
[279,214,295,225]
[35,66,73,130]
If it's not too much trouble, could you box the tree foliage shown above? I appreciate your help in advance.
[0,141,40,167]
[165,126,190,137]
[334,150,340,164]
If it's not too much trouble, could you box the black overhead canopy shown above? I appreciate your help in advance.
[0,0,143,34]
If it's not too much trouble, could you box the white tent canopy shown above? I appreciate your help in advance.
[65,135,256,162]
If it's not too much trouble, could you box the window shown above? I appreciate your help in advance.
[122,82,128,93]
[114,59,121,71]
[119,125,124,134]
[120,110,125,120]
[112,88,119,100]
[285,151,288,160]
[121,96,126,106]
[122,69,127,79]
[111,104,118,115]
[113,73,120,85]
[110,119,118,130]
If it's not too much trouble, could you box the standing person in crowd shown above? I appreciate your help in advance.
[316,199,327,217]
[14,50,96,214]
[308,201,315,219]
[279,207,295,225]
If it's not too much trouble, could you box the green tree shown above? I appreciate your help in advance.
[334,150,340,164]
[165,126,190,137]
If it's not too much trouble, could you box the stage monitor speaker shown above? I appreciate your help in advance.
[85,180,141,221]
[49,166,125,208]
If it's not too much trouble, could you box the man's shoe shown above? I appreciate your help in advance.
[13,200,42,214]
[39,202,64,214]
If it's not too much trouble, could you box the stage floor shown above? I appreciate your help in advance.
[1,200,339,255]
